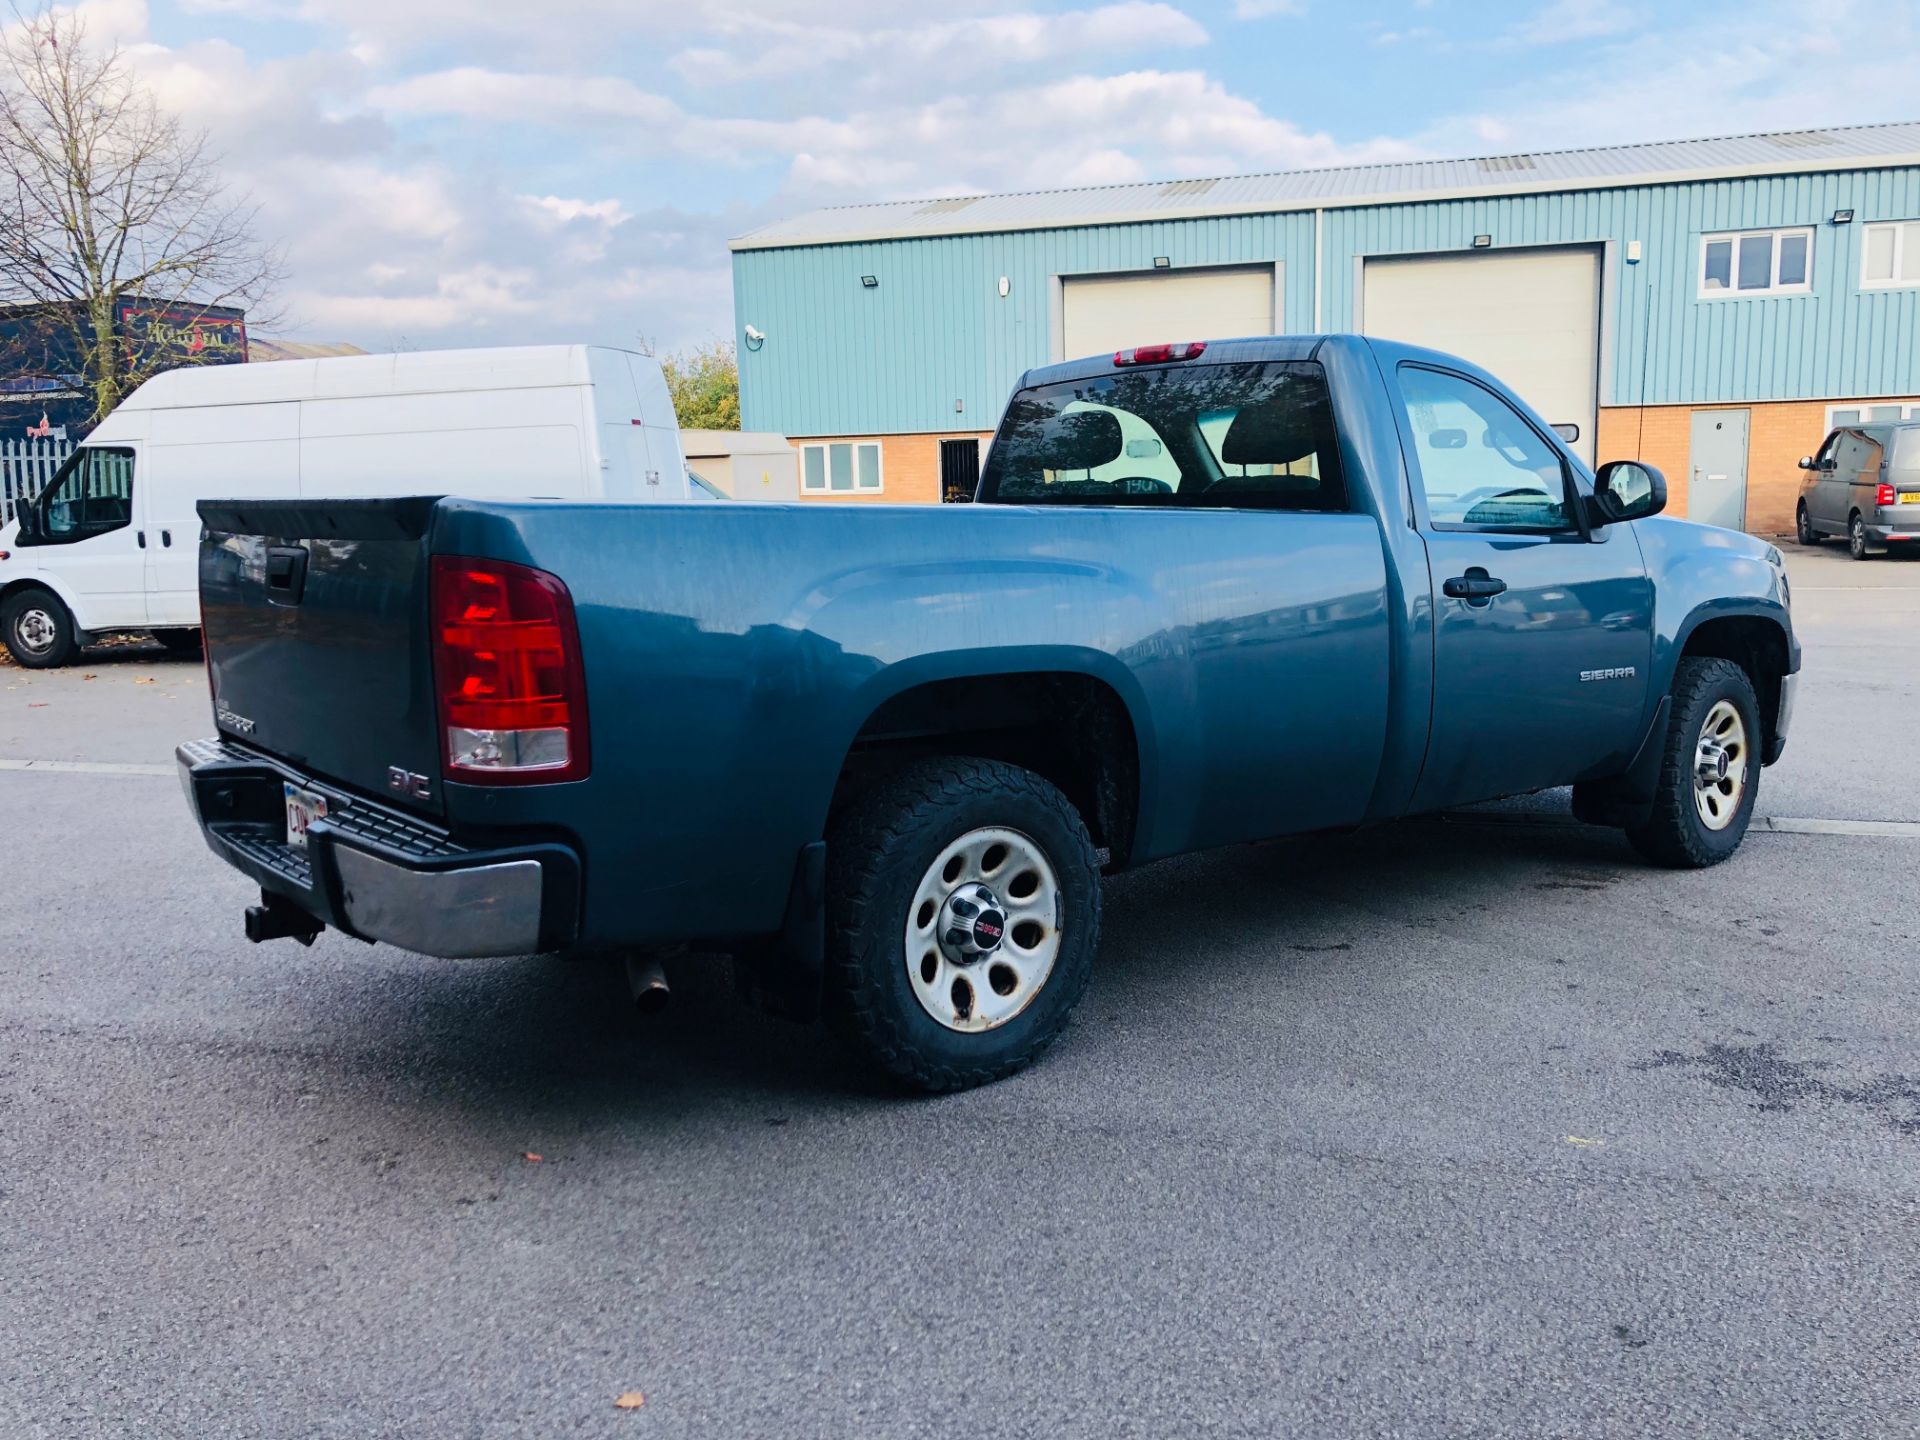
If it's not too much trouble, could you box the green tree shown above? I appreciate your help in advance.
[652,340,740,431]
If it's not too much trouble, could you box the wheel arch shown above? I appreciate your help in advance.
[1,571,85,624]
[1673,609,1791,761]
[830,651,1152,871]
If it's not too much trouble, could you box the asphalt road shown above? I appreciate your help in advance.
[3,545,1917,1438]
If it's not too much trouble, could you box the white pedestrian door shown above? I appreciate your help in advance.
[1689,410,1751,532]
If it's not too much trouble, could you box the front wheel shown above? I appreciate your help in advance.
[1626,657,1761,868]
[153,629,203,656]
[1795,503,1820,546]
[824,757,1102,1092]
[2,588,78,668]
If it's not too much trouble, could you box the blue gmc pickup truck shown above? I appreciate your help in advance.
[180,336,1799,1090]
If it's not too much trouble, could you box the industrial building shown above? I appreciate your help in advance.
[730,122,1920,532]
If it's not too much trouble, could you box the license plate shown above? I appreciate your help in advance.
[1899,492,1920,505]
[284,782,328,849]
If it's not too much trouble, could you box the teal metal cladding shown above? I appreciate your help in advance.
[735,165,1920,436]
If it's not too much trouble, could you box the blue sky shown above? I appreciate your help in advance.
[84,0,1920,350]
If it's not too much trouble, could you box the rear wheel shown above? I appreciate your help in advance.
[2,588,78,669]
[824,756,1101,1092]
[1795,503,1820,546]
[1626,657,1761,868]
[1849,512,1875,561]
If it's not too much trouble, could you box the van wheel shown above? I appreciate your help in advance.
[1849,512,1875,560]
[154,629,203,656]
[2,588,78,669]
[824,757,1101,1092]
[1626,657,1760,869]
[1795,503,1820,546]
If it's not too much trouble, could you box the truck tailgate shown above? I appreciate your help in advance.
[197,497,444,818]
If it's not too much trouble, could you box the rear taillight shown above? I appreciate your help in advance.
[1113,341,1207,366]
[430,555,589,784]
[1877,482,1897,507]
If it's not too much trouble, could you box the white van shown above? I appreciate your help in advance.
[0,344,694,667]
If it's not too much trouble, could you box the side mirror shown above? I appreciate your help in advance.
[1797,456,1815,470]
[1552,422,1581,444]
[1588,460,1666,528]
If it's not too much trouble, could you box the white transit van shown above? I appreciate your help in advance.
[0,344,693,667]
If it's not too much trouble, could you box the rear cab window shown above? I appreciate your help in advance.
[978,360,1346,511]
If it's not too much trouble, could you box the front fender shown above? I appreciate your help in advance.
[1637,517,1798,701]
[0,559,94,634]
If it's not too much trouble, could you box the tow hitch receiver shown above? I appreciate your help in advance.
[244,891,325,947]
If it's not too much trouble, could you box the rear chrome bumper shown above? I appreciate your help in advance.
[177,737,579,958]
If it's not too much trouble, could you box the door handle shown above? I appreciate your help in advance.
[137,530,146,549]
[1443,570,1507,603]
[161,529,172,547]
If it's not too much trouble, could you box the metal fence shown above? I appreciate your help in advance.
[1,438,71,526]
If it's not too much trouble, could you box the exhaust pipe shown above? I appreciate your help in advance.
[625,952,671,1014]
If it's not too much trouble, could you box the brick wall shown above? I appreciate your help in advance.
[1597,400,1887,535]
[790,432,994,504]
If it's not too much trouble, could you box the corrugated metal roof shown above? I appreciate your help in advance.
[732,121,1920,250]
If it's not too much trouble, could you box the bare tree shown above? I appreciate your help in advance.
[0,5,281,424]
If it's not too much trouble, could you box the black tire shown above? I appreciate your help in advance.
[2,588,78,669]
[1795,503,1820,546]
[1849,512,1875,561]
[824,756,1102,1092]
[153,629,203,656]
[1626,657,1761,869]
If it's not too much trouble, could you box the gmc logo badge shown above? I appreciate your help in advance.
[386,766,432,800]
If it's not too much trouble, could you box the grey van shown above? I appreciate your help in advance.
[1796,421,1920,558]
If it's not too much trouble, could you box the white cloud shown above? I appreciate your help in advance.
[1507,0,1638,46]
[1425,0,1920,153]
[1232,0,1304,16]
[670,2,1207,87]
[522,195,632,226]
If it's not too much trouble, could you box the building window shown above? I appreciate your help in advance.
[800,440,883,494]
[1699,228,1813,297]
[1861,221,1920,289]
[1827,399,1920,427]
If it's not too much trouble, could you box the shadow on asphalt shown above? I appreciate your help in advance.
[249,809,1646,1126]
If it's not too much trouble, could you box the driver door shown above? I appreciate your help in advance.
[1395,364,1654,812]
[16,446,147,629]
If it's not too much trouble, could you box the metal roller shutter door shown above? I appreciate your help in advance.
[1062,266,1276,362]
[1363,248,1600,464]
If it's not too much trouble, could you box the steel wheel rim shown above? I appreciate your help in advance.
[904,826,1062,1034]
[1692,699,1749,832]
[1852,518,1866,556]
[14,607,56,655]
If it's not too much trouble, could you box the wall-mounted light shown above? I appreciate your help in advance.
[1152,256,1171,268]
[954,399,964,413]
[1626,240,1643,264]
[860,274,878,288]
[1832,208,1855,225]
[998,276,1010,297]
[1472,234,1493,249]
